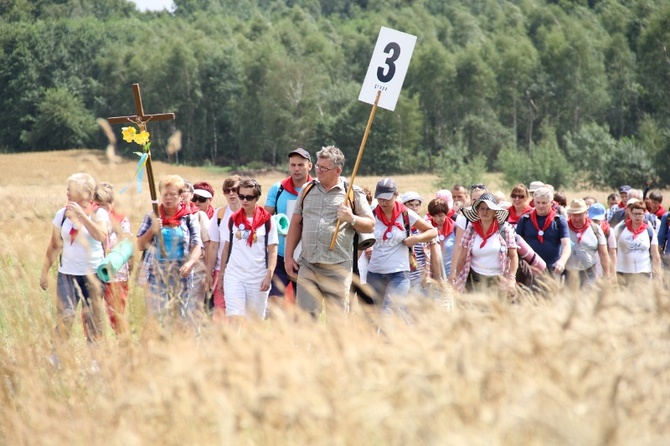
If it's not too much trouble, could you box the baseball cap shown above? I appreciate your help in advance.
[375,178,397,200]
[588,203,606,221]
[288,148,311,162]
[619,185,631,193]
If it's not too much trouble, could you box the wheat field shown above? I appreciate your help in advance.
[1,150,669,445]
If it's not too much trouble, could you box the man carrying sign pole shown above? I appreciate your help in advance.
[284,146,374,319]
[285,27,419,319]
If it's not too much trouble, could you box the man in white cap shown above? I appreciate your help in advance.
[264,148,313,303]
[565,198,610,288]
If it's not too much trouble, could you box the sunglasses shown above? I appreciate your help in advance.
[191,196,209,203]
[237,194,258,201]
[470,184,486,191]
[511,194,526,199]
[223,187,238,194]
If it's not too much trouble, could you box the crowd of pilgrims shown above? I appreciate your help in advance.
[40,165,667,342]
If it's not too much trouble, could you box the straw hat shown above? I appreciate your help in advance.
[462,192,509,225]
[566,198,588,214]
[528,181,544,193]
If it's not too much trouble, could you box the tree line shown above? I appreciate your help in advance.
[1,0,670,189]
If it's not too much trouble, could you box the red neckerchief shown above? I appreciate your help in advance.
[67,201,96,245]
[472,220,499,248]
[507,204,532,224]
[428,214,454,242]
[529,208,557,244]
[447,208,455,219]
[206,204,215,219]
[654,206,666,218]
[600,220,611,235]
[160,203,192,227]
[69,226,78,245]
[625,218,648,239]
[281,175,314,196]
[375,202,406,240]
[568,217,592,244]
[232,206,272,247]
[618,201,626,209]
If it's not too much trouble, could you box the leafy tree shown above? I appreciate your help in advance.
[435,130,487,189]
[602,137,658,188]
[497,125,573,189]
[20,87,96,150]
[563,122,617,188]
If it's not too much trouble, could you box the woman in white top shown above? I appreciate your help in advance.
[221,179,278,321]
[454,193,518,298]
[367,178,437,321]
[614,199,661,286]
[40,173,110,343]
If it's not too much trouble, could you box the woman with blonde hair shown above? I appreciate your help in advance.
[40,173,110,343]
[93,181,133,335]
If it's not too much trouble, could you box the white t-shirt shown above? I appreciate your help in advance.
[368,209,420,274]
[594,224,616,277]
[208,206,234,271]
[223,214,278,280]
[615,223,657,274]
[55,207,108,275]
[470,233,504,276]
[455,213,468,231]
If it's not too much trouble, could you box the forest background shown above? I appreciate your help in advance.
[2,0,670,190]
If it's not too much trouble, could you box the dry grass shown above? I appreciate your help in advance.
[1,150,670,445]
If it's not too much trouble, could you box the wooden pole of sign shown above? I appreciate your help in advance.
[329,90,382,251]
[108,83,175,256]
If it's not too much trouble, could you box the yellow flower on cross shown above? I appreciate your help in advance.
[134,130,150,146]
[122,126,137,143]
[121,126,151,148]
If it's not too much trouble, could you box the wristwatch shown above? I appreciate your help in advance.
[351,217,357,226]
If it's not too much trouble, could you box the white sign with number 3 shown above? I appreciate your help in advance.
[358,27,417,112]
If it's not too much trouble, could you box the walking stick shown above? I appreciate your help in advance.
[329,90,382,251]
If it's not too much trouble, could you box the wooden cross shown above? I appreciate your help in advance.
[108,83,175,131]
[108,83,176,257]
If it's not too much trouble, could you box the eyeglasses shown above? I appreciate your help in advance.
[470,184,486,191]
[237,194,258,201]
[315,164,336,172]
[223,187,238,194]
[192,196,208,203]
[511,194,526,199]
